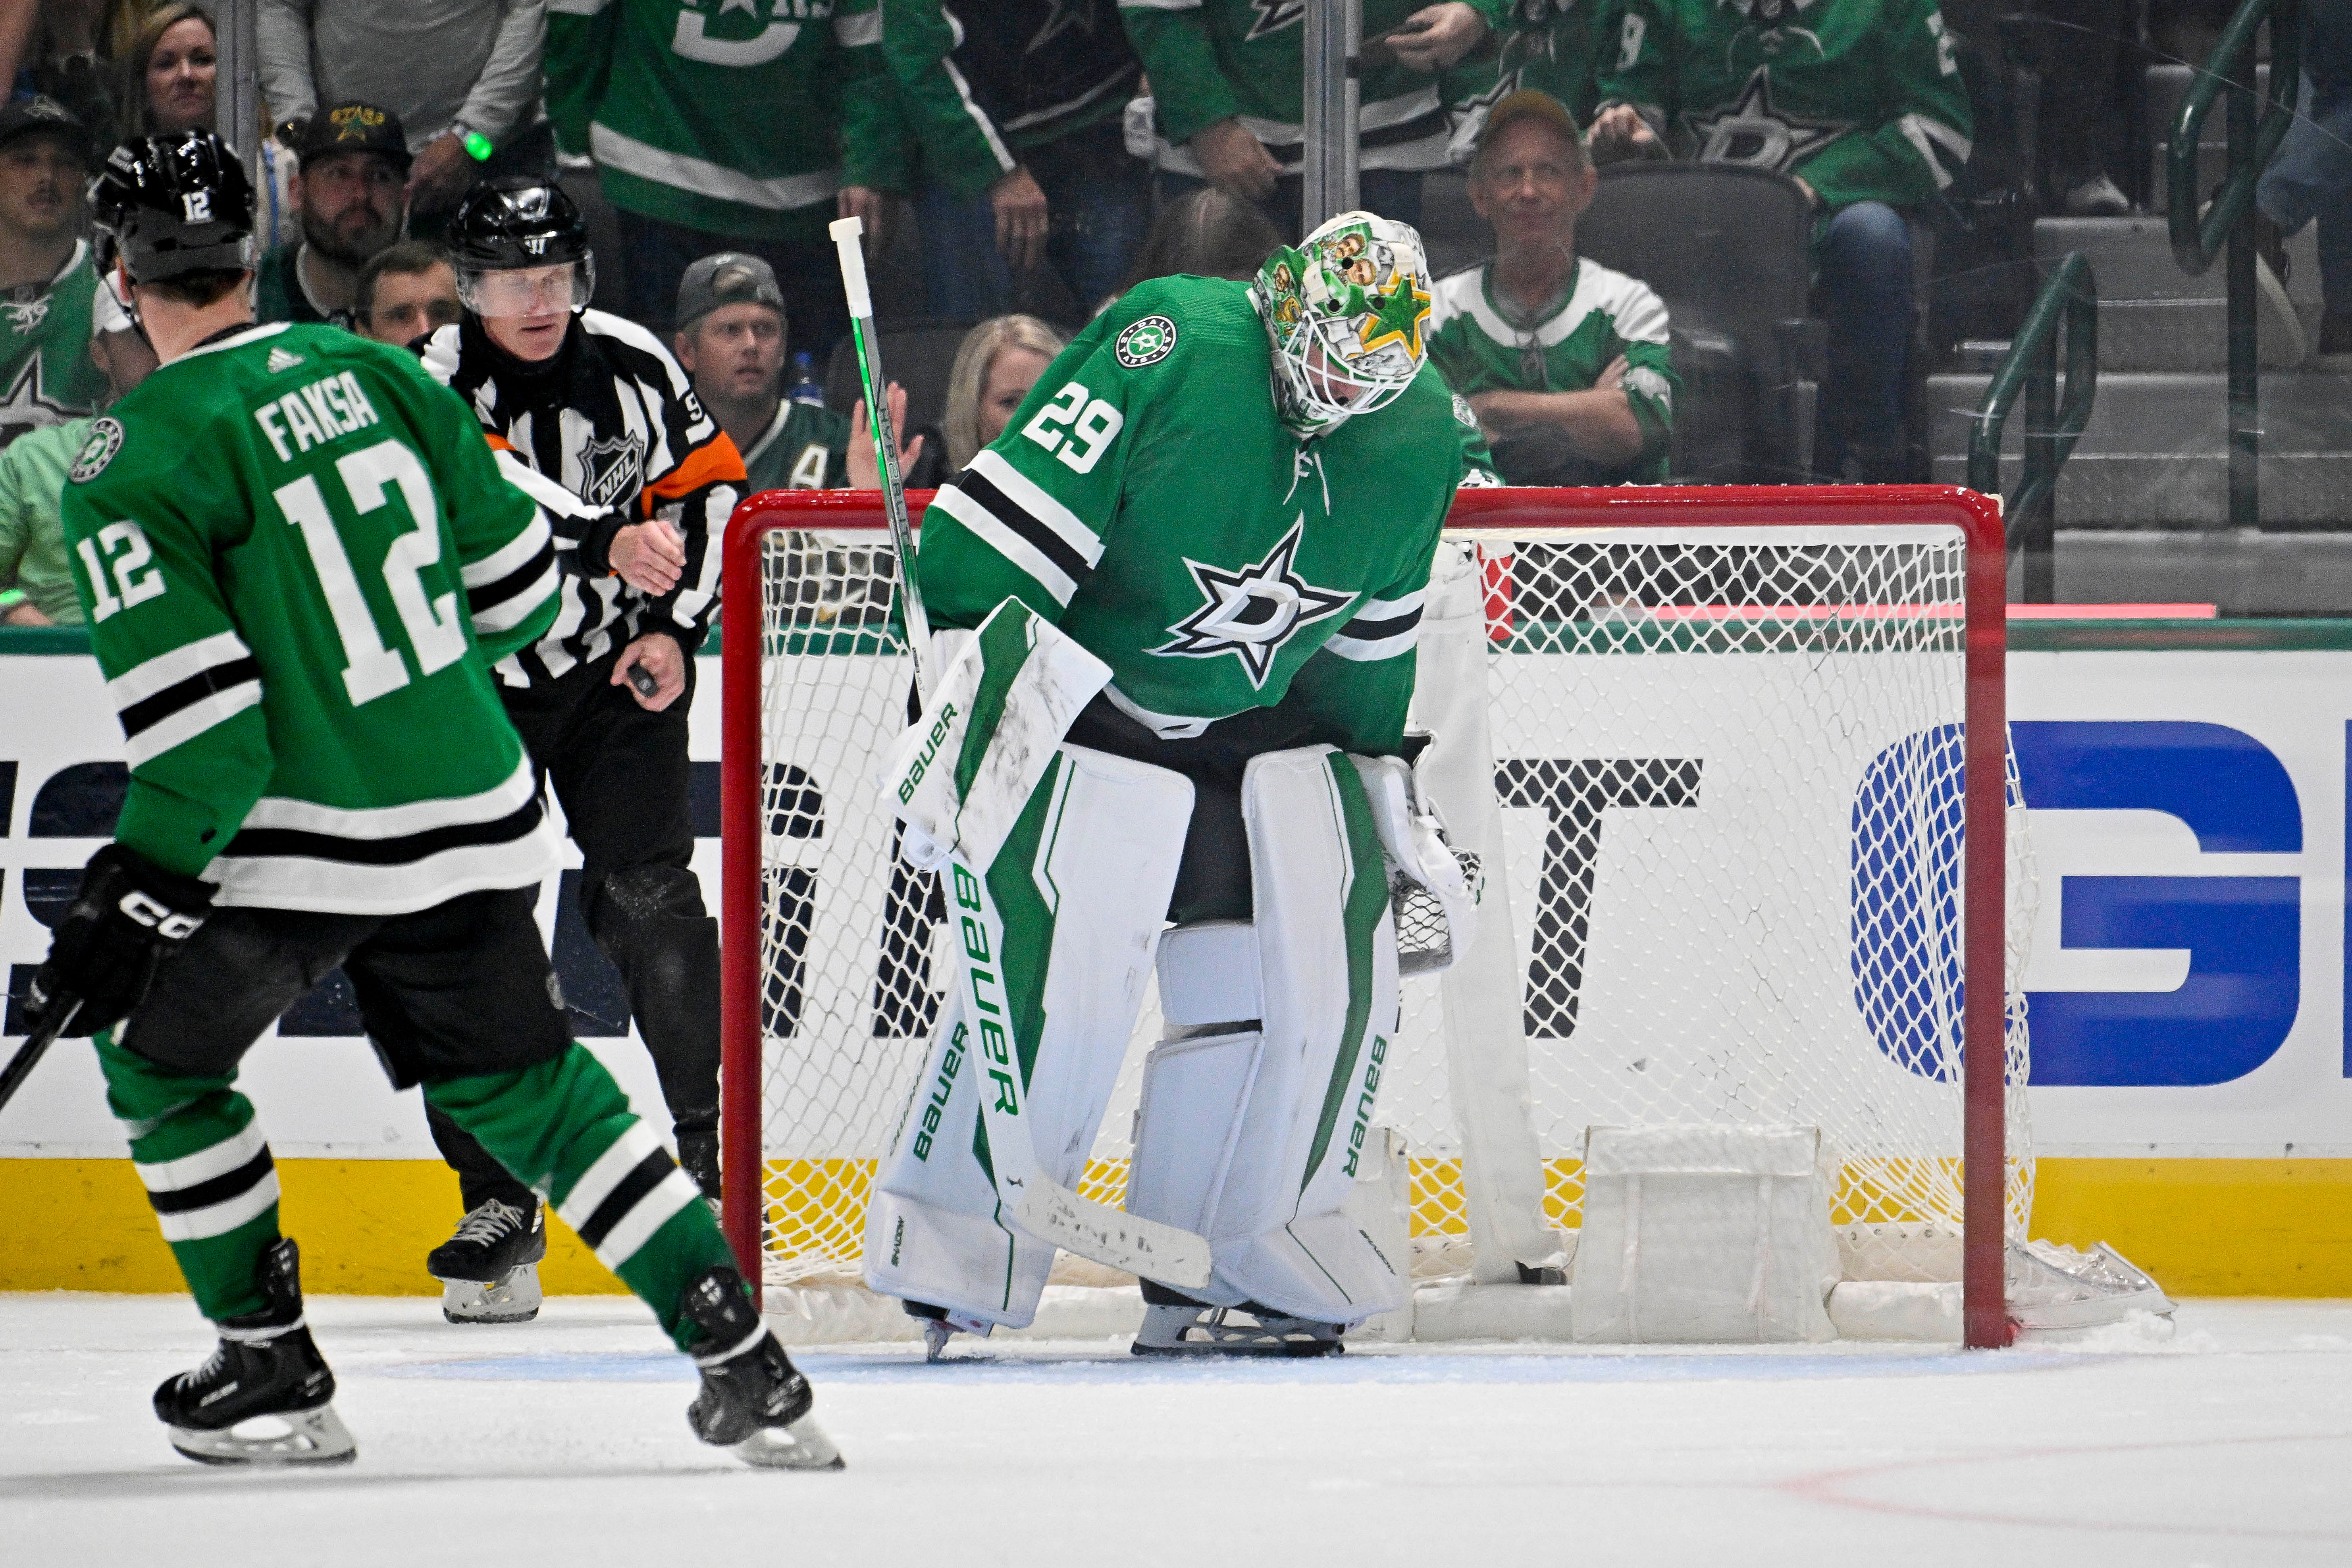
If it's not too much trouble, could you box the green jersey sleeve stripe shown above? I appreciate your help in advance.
[121,674,264,771]
[965,450,1104,568]
[460,509,553,587]
[1323,586,1425,661]
[105,627,254,707]
[929,483,1080,606]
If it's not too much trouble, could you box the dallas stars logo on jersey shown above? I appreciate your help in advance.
[1244,0,1305,40]
[1154,520,1354,687]
[1689,68,1849,170]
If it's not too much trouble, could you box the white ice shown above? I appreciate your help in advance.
[6,1293,2351,1566]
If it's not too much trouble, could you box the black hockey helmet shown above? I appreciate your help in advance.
[88,130,256,284]
[446,177,595,313]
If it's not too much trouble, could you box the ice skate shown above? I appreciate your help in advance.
[902,1298,994,1362]
[428,1197,547,1323]
[1132,1299,1345,1358]
[154,1238,356,1466]
[680,1266,844,1470]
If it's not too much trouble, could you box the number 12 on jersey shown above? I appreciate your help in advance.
[276,437,470,707]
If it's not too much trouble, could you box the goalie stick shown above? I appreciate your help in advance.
[827,218,1210,1291]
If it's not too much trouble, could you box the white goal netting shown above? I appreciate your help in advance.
[735,513,2031,1302]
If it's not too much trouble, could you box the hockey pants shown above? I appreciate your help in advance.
[96,890,733,1349]
[431,651,722,1210]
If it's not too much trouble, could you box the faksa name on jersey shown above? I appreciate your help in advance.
[918,274,1462,752]
[59,321,564,909]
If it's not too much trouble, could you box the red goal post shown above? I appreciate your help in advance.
[720,484,2017,1348]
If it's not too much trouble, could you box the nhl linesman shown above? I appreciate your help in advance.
[414,179,745,1322]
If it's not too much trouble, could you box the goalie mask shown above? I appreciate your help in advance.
[1253,211,1432,437]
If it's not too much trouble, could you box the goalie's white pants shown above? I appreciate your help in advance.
[1127,747,1408,1327]
[863,745,1192,1329]
[864,743,1406,1330]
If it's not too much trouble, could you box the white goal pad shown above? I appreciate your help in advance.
[1569,1125,1840,1343]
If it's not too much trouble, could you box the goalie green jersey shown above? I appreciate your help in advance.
[919,275,1461,757]
[60,321,565,912]
[1594,0,1973,214]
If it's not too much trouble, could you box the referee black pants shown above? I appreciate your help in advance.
[426,647,721,1212]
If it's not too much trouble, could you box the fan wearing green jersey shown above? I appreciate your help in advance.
[27,131,841,1472]
[863,212,1479,1358]
[1493,0,1622,123]
[1121,0,1509,235]
[0,98,109,448]
[1588,0,1973,479]
[1429,90,1677,484]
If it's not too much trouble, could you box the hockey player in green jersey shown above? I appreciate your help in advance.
[862,211,1480,1357]
[28,131,840,1471]
[1587,0,1973,479]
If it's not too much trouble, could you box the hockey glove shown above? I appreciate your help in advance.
[29,844,214,1038]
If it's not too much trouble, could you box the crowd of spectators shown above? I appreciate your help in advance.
[2,0,2348,625]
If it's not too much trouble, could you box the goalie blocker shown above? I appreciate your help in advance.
[865,602,1476,1333]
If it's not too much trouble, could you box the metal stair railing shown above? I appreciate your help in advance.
[2167,0,2302,530]
[1970,251,2099,603]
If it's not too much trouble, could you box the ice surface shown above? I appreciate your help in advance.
[6,1294,2351,1566]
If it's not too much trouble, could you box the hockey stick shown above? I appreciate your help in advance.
[0,998,74,1116]
[828,218,1210,1291]
[827,216,932,702]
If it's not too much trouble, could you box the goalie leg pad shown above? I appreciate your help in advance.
[1126,746,1407,1327]
[864,744,1192,1328]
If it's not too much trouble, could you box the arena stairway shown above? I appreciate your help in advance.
[1926,58,2352,611]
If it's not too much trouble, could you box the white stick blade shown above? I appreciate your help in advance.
[1014,1181,1211,1289]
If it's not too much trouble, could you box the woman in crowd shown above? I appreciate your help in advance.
[941,314,1068,472]
[126,3,215,134]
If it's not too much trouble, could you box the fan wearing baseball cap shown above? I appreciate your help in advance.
[254,101,414,327]
[670,251,921,493]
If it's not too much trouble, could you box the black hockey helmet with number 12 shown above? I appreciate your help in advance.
[88,130,256,284]
[447,177,596,312]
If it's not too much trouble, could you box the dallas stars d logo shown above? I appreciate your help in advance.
[1244,0,1305,40]
[1687,68,1849,174]
[1154,520,1354,688]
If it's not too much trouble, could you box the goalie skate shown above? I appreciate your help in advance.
[428,1198,547,1324]
[1131,1302,1345,1358]
[154,1238,357,1466]
[680,1266,844,1470]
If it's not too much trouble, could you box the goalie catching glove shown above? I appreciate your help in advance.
[29,843,214,1038]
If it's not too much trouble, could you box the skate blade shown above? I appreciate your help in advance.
[169,1405,358,1466]
[734,1415,846,1471]
[1131,1335,1344,1359]
[439,1264,543,1324]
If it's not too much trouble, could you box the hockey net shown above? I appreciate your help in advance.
[719,486,2030,1344]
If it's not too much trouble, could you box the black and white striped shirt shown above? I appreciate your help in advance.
[419,309,741,687]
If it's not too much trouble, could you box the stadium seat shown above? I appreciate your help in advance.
[1576,163,1824,483]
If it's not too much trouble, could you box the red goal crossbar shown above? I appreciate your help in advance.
[719,483,2014,1346]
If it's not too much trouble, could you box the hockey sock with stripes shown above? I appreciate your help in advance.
[96,1032,282,1321]
[424,1044,735,1351]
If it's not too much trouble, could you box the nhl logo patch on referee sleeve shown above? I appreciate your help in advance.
[1114,315,1177,368]
[69,416,123,483]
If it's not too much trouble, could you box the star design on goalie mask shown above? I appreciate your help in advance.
[1358,274,1431,359]
[0,354,73,445]
[1153,520,1355,688]
[1686,67,1849,174]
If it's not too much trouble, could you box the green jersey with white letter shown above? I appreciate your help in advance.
[1497,0,1622,125]
[60,321,565,912]
[1428,254,1678,483]
[1594,0,1973,214]
[0,240,108,448]
[918,275,1460,756]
